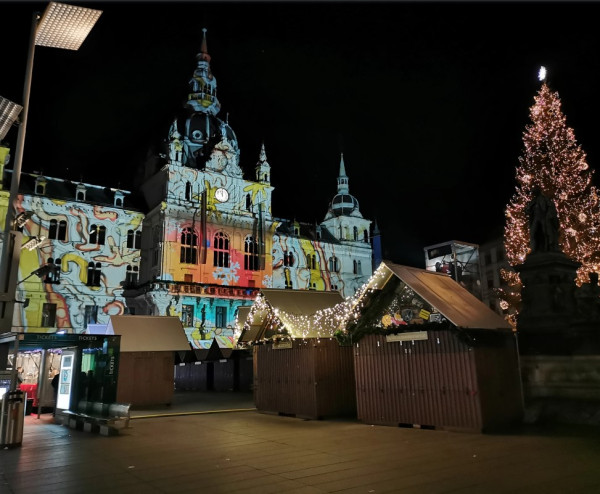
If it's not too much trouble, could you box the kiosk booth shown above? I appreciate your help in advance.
[0,332,121,421]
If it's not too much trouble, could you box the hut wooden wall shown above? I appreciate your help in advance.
[117,351,175,406]
[253,338,356,420]
[354,331,522,433]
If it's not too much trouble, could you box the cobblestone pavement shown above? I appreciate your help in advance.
[1,391,599,493]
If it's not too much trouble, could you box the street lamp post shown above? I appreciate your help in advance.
[0,3,102,337]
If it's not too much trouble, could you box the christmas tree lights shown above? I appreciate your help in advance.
[501,80,600,324]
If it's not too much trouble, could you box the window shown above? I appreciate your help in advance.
[284,268,293,289]
[244,235,259,271]
[246,194,252,211]
[215,306,227,328]
[185,182,192,201]
[125,265,139,285]
[90,225,106,245]
[353,260,362,275]
[306,253,316,270]
[84,305,98,328]
[283,251,294,267]
[87,262,102,286]
[127,230,141,249]
[44,258,61,284]
[353,226,358,241]
[182,304,194,327]
[180,227,198,264]
[184,273,193,283]
[213,232,230,267]
[48,220,67,241]
[363,230,369,243]
[329,256,340,273]
[41,303,57,327]
[331,284,339,291]
[77,191,85,201]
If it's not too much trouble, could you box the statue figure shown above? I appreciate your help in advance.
[526,187,560,253]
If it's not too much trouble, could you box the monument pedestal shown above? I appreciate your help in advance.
[515,251,581,355]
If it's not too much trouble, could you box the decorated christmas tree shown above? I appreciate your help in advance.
[500,71,600,324]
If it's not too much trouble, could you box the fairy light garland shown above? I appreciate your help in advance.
[239,263,392,345]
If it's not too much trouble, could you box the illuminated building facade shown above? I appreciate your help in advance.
[0,31,376,356]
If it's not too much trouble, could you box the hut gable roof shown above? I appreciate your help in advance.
[106,315,191,352]
[380,261,511,330]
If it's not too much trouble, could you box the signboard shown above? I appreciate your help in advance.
[56,350,76,411]
[273,340,293,349]
[385,331,429,343]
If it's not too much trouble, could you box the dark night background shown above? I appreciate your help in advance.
[3,1,600,268]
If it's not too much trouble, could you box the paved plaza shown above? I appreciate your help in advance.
[1,391,599,493]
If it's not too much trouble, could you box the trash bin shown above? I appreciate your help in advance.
[0,390,25,448]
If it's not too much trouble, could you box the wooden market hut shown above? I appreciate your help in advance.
[246,289,356,420]
[104,315,190,406]
[349,261,523,433]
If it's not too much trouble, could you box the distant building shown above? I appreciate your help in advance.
[423,240,482,300]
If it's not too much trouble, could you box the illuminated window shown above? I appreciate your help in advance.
[213,232,230,268]
[125,265,139,285]
[87,262,102,286]
[244,235,259,271]
[329,256,340,273]
[89,225,106,245]
[41,303,57,327]
[284,267,293,289]
[48,219,67,241]
[44,258,61,284]
[215,306,227,328]
[181,304,194,327]
[84,305,98,328]
[180,227,198,264]
[283,251,294,267]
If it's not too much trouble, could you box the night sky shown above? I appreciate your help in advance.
[3,1,600,268]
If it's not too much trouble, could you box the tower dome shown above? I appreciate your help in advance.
[324,153,363,219]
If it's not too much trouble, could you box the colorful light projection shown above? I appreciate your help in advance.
[12,191,142,333]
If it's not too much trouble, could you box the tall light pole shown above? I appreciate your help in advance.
[0,3,102,336]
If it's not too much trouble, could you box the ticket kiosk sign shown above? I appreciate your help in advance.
[56,350,76,411]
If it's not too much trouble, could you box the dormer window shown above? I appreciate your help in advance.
[76,183,86,202]
[114,190,125,208]
[35,177,46,195]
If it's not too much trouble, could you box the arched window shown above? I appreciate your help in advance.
[244,235,259,271]
[329,256,340,273]
[127,230,134,249]
[49,220,67,241]
[180,227,198,264]
[87,262,102,286]
[77,191,85,201]
[125,265,139,285]
[185,182,192,201]
[90,225,106,245]
[284,268,293,289]
[245,194,252,211]
[353,226,358,241]
[48,220,57,239]
[57,220,67,241]
[283,251,294,267]
[213,232,230,267]
[353,260,362,275]
[363,230,369,243]
[135,231,142,249]
[306,253,316,270]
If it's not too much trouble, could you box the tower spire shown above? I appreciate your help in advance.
[256,141,271,183]
[187,27,219,116]
[337,153,349,194]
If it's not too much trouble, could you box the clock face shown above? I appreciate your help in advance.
[215,187,229,203]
